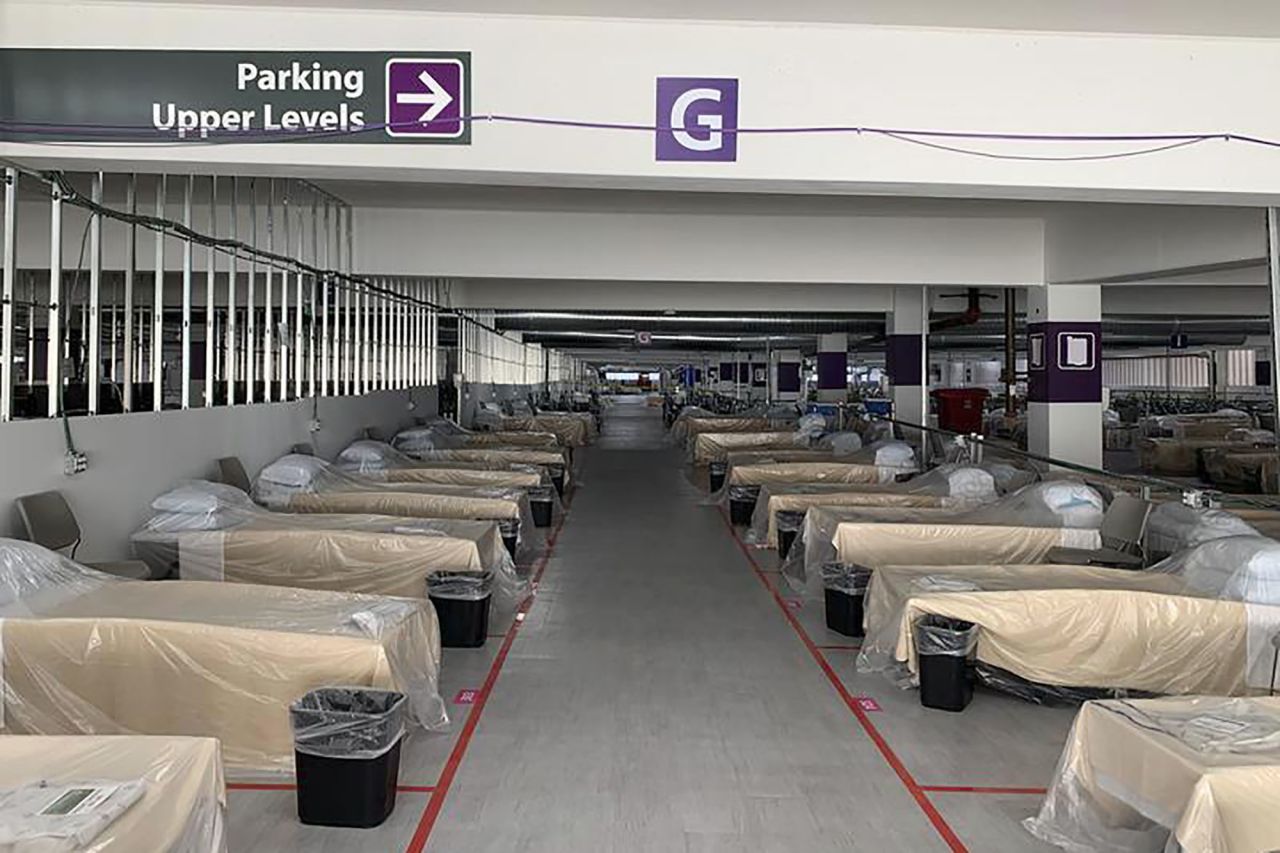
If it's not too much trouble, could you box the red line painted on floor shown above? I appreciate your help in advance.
[404,500,572,853]
[919,785,1047,796]
[228,782,436,793]
[718,507,968,853]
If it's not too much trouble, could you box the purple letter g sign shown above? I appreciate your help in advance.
[655,77,739,162]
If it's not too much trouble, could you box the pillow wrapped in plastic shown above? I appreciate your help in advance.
[869,440,916,470]
[151,481,254,515]
[819,432,863,456]
[795,413,828,439]
[257,454,329,488]
[1154,535,1280,605]
[1146,503,1260,558]
[337,440,409,472]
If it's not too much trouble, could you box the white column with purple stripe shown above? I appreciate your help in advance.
[1026,284,1103,469]
[772,349,802,403]
[815,334,847,403]
[886,286,928,437]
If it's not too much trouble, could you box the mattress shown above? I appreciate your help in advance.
[834,523,1100,570]
[676,416,772,444]
[691,432,803,465]
[753,488,949,549]
[407,447,569,468]
[286,490,521,521]
[724,449,845,468]
[0,735,226,853]
[457,431,561,449]
[858,563,1191,679]
[176,528,487,596]
[726,461,890,488]
[365,467,542,488]
[892,589,1280,696]
[500,415,590,447]
[1026,696,1280,853]
[0,550,445,773]
[1139,439,1246,477]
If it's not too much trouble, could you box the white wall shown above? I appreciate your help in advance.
[0,388,438,562]
[9,2,1280,202]
[355,208,1045,283]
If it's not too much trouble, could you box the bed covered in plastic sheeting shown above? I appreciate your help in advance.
[891,537,1280,701]
[1146,503,1261,559]
[498,413,596,447]
[0,539,445,774]
[746,463,994,549]
[0,735,227,853]
[1026,696,1280,853]
[1142,411,1257,440]
[858,563,1190,683]
[673,416,772,445]
[337,440,545,488]
[251,454,542,555]
[690,431,808,465]
[392,419,561,452]
[131,482,525,602]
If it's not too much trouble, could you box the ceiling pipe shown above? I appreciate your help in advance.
[930,287,989,333]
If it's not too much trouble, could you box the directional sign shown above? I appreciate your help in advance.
[385,58,465,138]
[635,331,653,346]
[0,50,471,145]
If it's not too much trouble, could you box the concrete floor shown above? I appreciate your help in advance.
[230,396,1077,852]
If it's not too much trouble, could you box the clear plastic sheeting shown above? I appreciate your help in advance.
[1155,535,1280,606]
[822,563,871,596]
[674,417,774,447]
[392,420,561,452]
[499,413,596,447]
[795,413,828,440]
[892,588,1280,698]
[835,523,1100,574]
[915,615,977,658]
[1026,696,1280,853]
[764,465,999,553]
[0,735,226,853]
[857,563,1192,682]
[133,480,518,585]
[289,688,406,761]
[337,440,545,488]
[1147,503,1262,559]
[251,454,543,555]
[815,431,863,455]
[427,571,494,602]
[690,431,808,465]
[0,538,446,774]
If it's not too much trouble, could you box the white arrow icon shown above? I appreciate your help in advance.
[395,70,454,126]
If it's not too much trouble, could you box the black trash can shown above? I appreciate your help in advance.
[728,485,759,526]
[709,461,728,493]
[291,687,407,828]
[498,519,520,559]
[915,615,977,712]
[822,563,872,637]
[776,510,806,560]
[427,571,493,648]
[529,487,555,529]
[549,464,566,497]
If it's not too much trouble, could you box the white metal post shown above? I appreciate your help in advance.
[204,175,217,406]
[1268,209,1280,436]
[1,168,16,421]
[181,175,193,409]
[87,173,103,414]
[321,199,331,395]
[248,179,259,404]
[122,174,136,412]
[152,176,166,411]
[226,177,238,405]
[47,182,63,418]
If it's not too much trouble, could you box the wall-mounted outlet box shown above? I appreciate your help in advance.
[63,451,88,476]
[308,419,322,433]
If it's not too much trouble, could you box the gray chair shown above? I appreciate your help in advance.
[216,456,252,493]
[291,442,315,456]
[14,491,154,580]
[1045,494,1153,570]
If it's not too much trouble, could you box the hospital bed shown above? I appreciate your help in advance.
[0,539,444,774]
[889,537,1280,705]
[1026,696,1280,853]
[392,419,561,451]
[337,440,545,488]
[251,454,543,558]
[691,431,807,466]
[130,481,524,600]
[0,735,226,853]
[752,464,999,550]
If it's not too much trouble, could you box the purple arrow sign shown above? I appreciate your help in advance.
[385,58,465,138]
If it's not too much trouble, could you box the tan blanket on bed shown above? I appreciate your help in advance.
[1,582,438,772]
[727,461,888,488]
[178,528,486,596]
[501,415,590,447]
[759,490,948,548]
[1031,697,1280,853]
[370,467,541,488]
[834,523,1099,569]
[288,490,520,521]
[0,735,226,853]
[692,432,802,465]
[461,431,560,449]
[894,589,1256,695]
[678,417,772,444]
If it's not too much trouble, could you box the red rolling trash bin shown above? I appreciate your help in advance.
[931,388,989,433]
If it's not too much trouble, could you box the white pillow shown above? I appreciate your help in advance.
[151,481,250,514]
[258,454,328,487]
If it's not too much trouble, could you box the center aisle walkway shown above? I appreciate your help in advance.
[424,398,957,852]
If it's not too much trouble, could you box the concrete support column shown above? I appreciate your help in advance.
[1026,284,1103,469]
[747,353,767,400]
[717,353,735,396]
[886,286,928,430]
[816,333,848,403]
[772,349,802,403]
